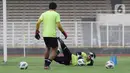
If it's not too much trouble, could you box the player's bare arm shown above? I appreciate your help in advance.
[57,22,67,39]
[36,19,42,30]
[57,22,64,32]
[35,19,42,40]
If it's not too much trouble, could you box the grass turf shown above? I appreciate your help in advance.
[0,56,130,73]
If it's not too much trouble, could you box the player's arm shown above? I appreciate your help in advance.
[35,13,43,40]
[35,18,42,40]
[35,19,42,40]
[36,19,42,31]
[57,22,67,39]
[36,13,44,31]
[56,22,64,32]
[86,60,94,66]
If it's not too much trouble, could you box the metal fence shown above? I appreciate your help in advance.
[0,21,130,48]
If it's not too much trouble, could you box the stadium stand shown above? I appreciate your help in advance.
[0,0,2,22]
[0,0,112,47]
[123,0,130,13]
[5,0,112,21]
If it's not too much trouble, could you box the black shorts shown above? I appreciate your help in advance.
[43,37,58,48]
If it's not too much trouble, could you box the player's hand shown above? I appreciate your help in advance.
[87,56,91,61]
[35,30,40,40]
[62,31,67,39]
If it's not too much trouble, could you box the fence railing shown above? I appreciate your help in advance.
[0,21,130,48]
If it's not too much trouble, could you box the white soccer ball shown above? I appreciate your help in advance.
[78,59,85,66]
[105,60,114,69]
[19,61,28,70]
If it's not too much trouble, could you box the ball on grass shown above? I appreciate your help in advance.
[19,61,28,70]
[105,60,114,69]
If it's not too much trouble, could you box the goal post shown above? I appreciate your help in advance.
[3,0,7,62]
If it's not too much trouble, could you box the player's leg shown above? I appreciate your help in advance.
[43,37,52,69]
[57,37,71,59]
[53,45,72,65]
[44,46,51,69]
[54,49,71,65]
[61,48,72,65]
[49,37,58,60]
[43,37,58,69]
[62,47,71,58]
[44,47,50,59]
[54,47,72,65]
[54,56,69,65]
[57,45,72,65]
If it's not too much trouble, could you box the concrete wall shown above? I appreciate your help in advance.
[0,48,130,55]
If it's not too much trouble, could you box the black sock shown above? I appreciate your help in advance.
[44,59,52,67]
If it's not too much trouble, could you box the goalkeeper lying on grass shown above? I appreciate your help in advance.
[53,37,96,66]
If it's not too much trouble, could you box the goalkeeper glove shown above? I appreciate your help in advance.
[35,30,40,40]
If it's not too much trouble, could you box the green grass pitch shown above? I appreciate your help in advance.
[0,56,130,73]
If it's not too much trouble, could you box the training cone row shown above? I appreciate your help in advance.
[110,55,117,65]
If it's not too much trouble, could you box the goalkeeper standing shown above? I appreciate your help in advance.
[35,2,67,69]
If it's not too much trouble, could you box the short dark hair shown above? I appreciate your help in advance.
[49,2,57,10]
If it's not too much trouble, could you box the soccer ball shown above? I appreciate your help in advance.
[19,61,28,70]
[78,59,85,66]
[105,60,114,69]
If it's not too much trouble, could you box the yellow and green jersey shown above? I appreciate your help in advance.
[71,52,91,66]
[39,10,60,37]
[71,54,78,66]
[81,52,91,65]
